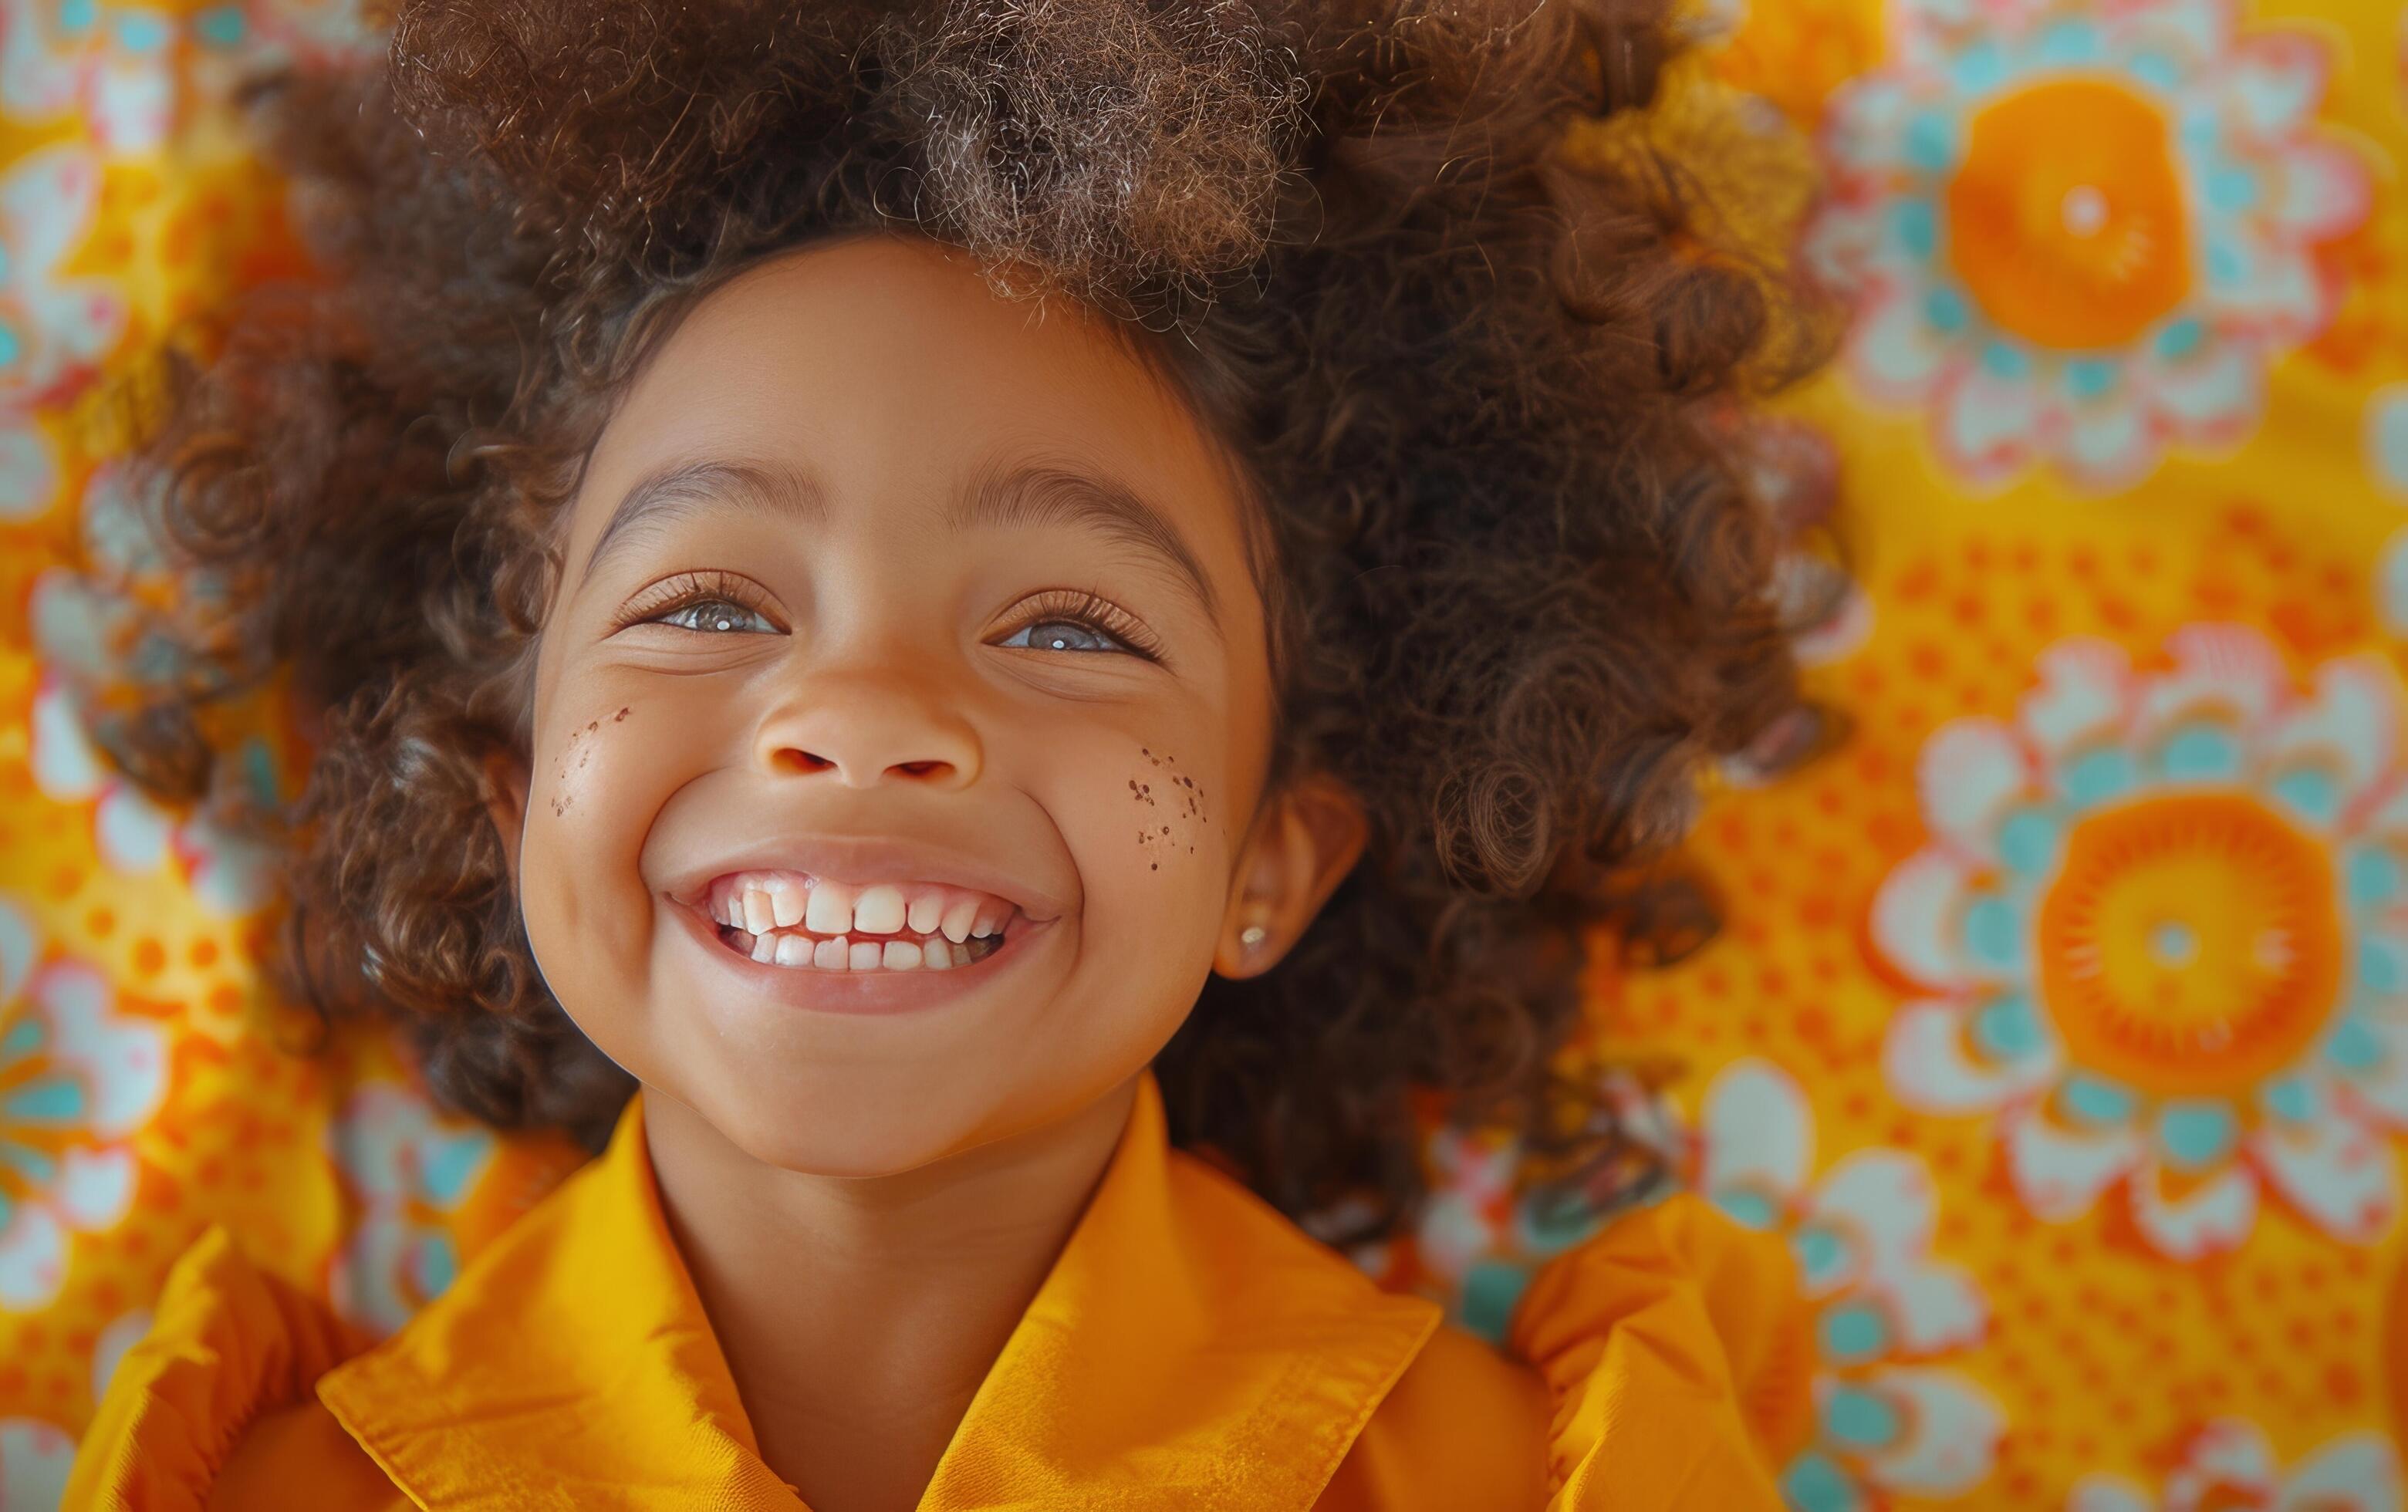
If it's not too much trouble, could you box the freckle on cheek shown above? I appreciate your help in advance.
[548,710,630,818]
[1133,748,1208,868]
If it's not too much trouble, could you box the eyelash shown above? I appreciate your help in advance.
[1005,587,1167,662]
[609,571,769,636]
[612,572,1166,663]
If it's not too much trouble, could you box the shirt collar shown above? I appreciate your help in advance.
[316,1068,1441,1510]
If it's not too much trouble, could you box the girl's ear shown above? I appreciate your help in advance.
[481,747,531,896]
[1213,771,1367,980]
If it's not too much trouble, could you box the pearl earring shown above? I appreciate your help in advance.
[1239,923,1268,950]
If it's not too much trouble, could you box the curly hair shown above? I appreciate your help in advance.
[76,0,1832,1248]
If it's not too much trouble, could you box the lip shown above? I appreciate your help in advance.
[663,832,1071,923]
[668,889,1058,1015]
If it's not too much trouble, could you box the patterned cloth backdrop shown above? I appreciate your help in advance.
[1,0,2404,1507]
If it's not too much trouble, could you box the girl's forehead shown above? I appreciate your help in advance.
[606,236,1200,459]
[572,235,1234,540]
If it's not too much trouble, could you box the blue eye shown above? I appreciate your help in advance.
[614,570,782,636]
[1001,616,1126,654]
[996,588,1165,663]
[651,596,775,634]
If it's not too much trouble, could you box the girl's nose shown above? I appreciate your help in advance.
[752,669,981,791]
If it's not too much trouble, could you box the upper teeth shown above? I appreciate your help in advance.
[706,872,1017,942]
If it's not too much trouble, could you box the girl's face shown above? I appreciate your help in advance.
[485,233,1342,1175]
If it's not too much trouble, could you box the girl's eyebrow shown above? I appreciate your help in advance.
[579,454,1224,644]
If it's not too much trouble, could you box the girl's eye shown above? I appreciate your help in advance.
[995,589,1164,663]
[611,570,781,636]
[650,596,776,635]
[1001,617,1123,654]
[613,577,1161,662]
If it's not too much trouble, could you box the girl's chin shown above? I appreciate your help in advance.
[667,1075,1028,1180]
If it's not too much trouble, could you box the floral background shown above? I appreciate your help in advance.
[1,0,2403,1506]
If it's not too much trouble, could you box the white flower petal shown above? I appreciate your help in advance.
[1937,357,2045,484]
[1807,1149,1934,1287]
[2377,530,2408,636]
[329,1210,416,1340]
[331,1082,440,1205]
[1415,1190,1495,1284]
[2132,623,2287,748]
[2250,1112,2398,1244]
[1870,851,1978,990]
[1699,1058,1812,1210]
[28,683,104,802]
[2215,241,2326,339]
[1,145,100,280]
[0,421,60,522]
[36,962,166,1136]
[2018,640,2131,760]
[1791,576,1876,667]
[1884,999,2058,1114]
[1917,717,2029,855]
[2226,30,2329,140]
[1885,1261,1988,1355]
[77,459,169,577]
[2152,342,2262,440]
[2264,655,2398,818]
[2132,0,2224,62]
[1851,1365,2004,1496]
[0,1200,67,1310]
[2366,780,2408,843]
[181,812,279,917]
[1852,282,1953,400]
[2127,1159,2258,1261]
[2002,1107,2140,1220]
[2184,1419,2281,1493]
[49,1146,135,1232]
[2065,400,2149,485]
[2279,1431,2403,1512]
[95,785,172,874]
[0,1417,77,1510]
[2336,1015,2408,1126]
[1819,78,1923,178]
[2374,386,2408,499]
[28,569,134,683]
[91,1309,154,1402]
[2066,1477,2157,1512]
[2269,137,2374,243]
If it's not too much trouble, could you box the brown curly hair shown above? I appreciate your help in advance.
[77,0,1832,1248]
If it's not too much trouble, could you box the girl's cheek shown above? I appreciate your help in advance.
[544,704,635,820]
[1126,744,1212,876]
[527,701,657,944]
[512,702,644,1059]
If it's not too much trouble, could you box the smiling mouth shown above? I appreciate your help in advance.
[691,869,1028,974]
[711,919,1009,973]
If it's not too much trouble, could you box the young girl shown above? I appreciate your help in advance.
[62,0,1826,1505]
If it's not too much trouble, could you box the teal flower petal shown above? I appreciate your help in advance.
[2156,1101,2238,1171]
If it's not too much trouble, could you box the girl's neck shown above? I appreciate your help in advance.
[640,1075,1145,1512]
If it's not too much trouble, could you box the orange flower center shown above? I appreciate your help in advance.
[2036,792,2341,1096]
[1945,76,2193,350]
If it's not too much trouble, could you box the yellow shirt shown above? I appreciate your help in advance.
[65,1068,1809,1510]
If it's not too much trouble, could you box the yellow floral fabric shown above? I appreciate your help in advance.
[1,0,2403,1507]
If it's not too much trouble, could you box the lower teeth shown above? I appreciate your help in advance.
[719,925,1000,972]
